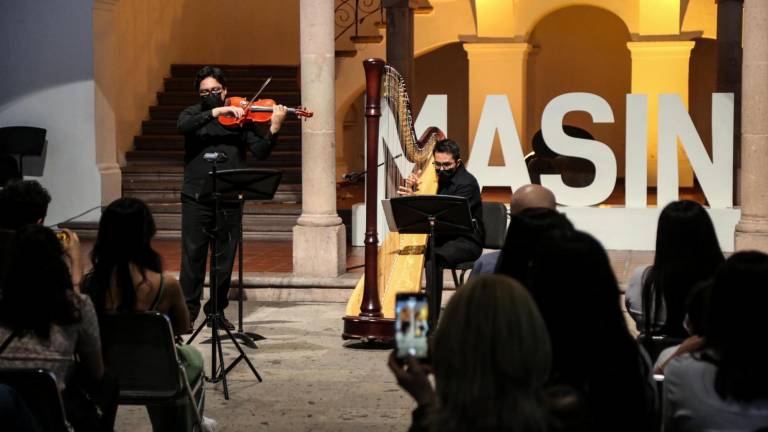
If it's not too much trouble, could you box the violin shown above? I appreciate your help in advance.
[218,97,313,127]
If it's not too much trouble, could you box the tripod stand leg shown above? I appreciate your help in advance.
[221,324,263,382]
[216,323,230,399]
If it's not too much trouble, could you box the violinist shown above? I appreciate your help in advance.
[177,66,287,329]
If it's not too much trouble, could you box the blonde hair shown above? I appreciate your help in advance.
[433,274,551,431]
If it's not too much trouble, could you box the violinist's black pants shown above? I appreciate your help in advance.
[424,236,482,328]
[180,195,242,323]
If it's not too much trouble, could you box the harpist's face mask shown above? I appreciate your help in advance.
[434,153,458,180]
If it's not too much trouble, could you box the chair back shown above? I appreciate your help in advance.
[638,333,686,363]
[100,312,185,403]
[0,368,68,432]
[481,202,508,249]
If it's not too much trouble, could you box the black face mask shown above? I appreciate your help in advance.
[436,167,457,181]
[201,93,224,110]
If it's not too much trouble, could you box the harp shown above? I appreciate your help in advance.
[342,58,445,342]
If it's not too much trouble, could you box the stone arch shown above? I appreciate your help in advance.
[525,5,632,178]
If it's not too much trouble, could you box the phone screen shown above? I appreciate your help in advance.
[395,293,430,359]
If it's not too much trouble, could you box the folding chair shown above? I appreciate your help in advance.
[100,312,204,431]
[0,368,69,432]
[447,201,509,287]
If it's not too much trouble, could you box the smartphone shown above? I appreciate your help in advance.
[395,292,430,360]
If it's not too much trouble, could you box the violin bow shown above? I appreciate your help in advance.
[243,77,272,112]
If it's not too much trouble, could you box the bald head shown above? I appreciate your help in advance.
[509,184,556,215]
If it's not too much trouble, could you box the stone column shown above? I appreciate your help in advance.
[735,0,768,252]
[294,0,346,276]
[627,41,695,188]
[717,0,744,203]
[93,0,122,205]
[463,42,530,158]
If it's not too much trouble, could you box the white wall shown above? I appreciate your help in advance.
[0,0,102,224]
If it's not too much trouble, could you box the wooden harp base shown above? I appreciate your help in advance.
[341,316,394,343]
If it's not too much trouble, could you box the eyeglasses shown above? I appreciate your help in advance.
[199,87,223,96]
[432,161,456,169]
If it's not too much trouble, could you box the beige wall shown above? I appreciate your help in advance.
[111,0,300,161]
[526,5,631,176]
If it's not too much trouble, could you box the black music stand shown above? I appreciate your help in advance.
[185,167,281,399]
[384,195,475,328]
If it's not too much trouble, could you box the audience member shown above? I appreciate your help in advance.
[470,184,557,276]
[528,230,657,431]
[491,207,573,285]
[625,200,724,338]
[0,225,111,431]
[83,197,212,431]
[0,179,82,291]
[389,275,556,432]
[663,251,768,431]
[653,280,711,374]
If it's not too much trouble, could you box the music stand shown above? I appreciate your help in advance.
[185,167,281,399]
[384,195,475,328]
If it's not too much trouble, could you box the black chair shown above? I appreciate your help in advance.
[0,368,68,432]
[446,201,509,287]
[638,333,686,364]
[0,126,46,182]
[100,312,204,431]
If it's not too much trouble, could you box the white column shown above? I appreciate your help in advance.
[736,0,768,252]
[293,0,346,276]
[93,0,122,205]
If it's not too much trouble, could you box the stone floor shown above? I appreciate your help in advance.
[114,301,413,432]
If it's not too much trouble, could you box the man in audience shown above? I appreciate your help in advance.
[0,179,82,291]
[470,183,557,276]
[0,179,51,229]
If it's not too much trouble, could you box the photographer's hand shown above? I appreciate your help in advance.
[387,351,435,407]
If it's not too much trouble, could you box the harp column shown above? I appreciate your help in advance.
[736,0,768,252]
[293,0,347,277]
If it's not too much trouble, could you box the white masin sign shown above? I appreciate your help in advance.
[351,92,741,251]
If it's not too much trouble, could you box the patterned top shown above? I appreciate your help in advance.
[0,294,101,390]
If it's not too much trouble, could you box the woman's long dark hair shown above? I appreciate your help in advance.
[494,208,573,285]
[528,230,656,431]
[642,200,724,337]
[433,275,552,432]
[85,198,162,315]
[706,251,768,402]
[0,225,80,338]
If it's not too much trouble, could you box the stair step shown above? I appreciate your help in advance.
[153,212,298,231]
[141,119,302,135]
[335,50,357,58]
[61,220,296,241]
[145,202,302,215]
[158,91,301,107]
[351,35,383,44]
[170,64,299,79]
[133,134,301,151]
[164,77,298,92]
[125,150,301,166]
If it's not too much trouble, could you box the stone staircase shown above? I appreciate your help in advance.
[69,64,304,240]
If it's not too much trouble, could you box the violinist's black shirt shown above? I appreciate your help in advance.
[177,103,278,200]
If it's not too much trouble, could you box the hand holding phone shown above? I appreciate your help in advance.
[395,292,430,361]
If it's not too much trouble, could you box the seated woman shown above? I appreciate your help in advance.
[663,251,768,431]
[492,207,573,285]
[83,197,211,432]
[0,225,108,431]
[625,200,724,340]
[528,230,657,431]
[389,274,562,432]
